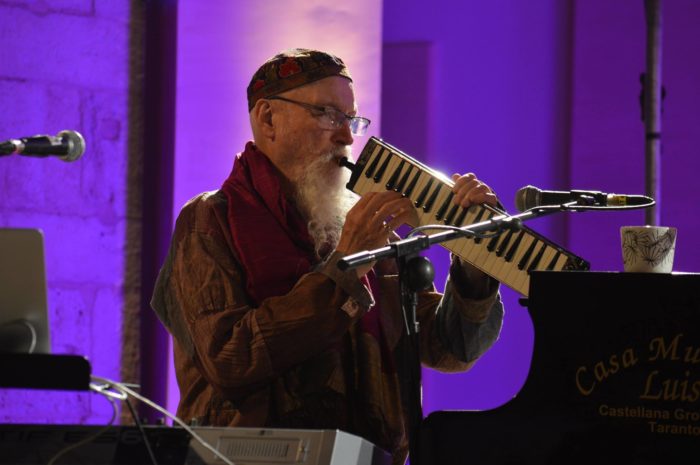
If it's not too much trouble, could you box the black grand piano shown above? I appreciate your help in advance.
[420,271,700,464]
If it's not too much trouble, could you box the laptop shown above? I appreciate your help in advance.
[0,228,51,353]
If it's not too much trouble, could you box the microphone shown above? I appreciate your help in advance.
[0,130,85,162]
[515,185,653,211]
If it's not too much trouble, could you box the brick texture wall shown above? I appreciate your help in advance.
[0,0,142,423]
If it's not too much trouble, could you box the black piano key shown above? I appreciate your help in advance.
[445,204,459,224]
[386,160,404,190]
[365,149,383,179]
[474,207,486,244]
[423,184,443,212]
[396,164,413,193]
[546,250,561,271]
[527,243,548,272]
[518,239,539,270]
[436,192,454,220]
[415,178,434,208]
[373,153,392,182]
[505,230,525,262]
[495,229,514,257]
[471,207,486,224]
[486,233,501,252]
[454,207,469,227]
[404,170,421,198]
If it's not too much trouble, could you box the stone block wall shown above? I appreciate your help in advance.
[0,0,141,423]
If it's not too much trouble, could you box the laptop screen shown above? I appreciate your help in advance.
[0,228,51,353]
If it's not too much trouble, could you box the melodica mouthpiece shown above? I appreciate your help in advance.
[338,157,355,170]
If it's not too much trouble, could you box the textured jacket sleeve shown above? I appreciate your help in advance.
[416,255,504,372]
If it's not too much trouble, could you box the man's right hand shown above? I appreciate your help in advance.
[335,190,417,277]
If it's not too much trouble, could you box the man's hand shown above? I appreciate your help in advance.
[451,173,498,208]
[335,190,418,277]
[451,172,499,282]
[336,173,497,278]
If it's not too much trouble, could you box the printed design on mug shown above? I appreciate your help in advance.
[622,229,675,267]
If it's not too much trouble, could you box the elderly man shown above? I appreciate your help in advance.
[152,48,504,465]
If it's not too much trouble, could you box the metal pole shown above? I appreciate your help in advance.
[643,0,662,225]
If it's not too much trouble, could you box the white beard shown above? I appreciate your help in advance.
[293,149,359,260]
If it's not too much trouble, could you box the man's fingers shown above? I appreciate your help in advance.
[373,196,415,226]
[452,172,498,208]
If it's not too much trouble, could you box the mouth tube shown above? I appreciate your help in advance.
[338,157,355,171]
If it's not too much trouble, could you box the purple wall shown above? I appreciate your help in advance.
[569,0,700,273]
[0,1,134,422]
[383,0,573,412]
[383,0,700,415]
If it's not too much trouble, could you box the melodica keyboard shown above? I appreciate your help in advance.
[343,137,589,296]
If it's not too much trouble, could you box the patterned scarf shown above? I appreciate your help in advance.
[221,142,317,304]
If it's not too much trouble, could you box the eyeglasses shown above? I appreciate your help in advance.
[267,96,371,136]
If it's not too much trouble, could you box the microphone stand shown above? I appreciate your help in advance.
[396,253,432,465]
[338,203,576,273]
[643,0,662,226]
[338,201,577,465]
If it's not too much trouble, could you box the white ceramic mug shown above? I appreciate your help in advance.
[620,225,677,273]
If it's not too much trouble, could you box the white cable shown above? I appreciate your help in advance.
[90,380,128,401]
[46,388,118,465]
[90,375,236,465]
[407,223,500,239]
[24,320,37,354]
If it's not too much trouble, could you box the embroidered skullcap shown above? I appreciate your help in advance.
[247,48,352,111]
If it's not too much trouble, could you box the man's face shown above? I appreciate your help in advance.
[262,76,360,256]
[270,76,357,184]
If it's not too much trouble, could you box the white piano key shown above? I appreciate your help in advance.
[413,176,439,210]
[425,185,453,220]
[500,235,536,285]
[482,233,514,277]
[368,154,403,194]
[553,251,570,271]
[403,164,427,199]
[466,233,501,273]
[533,246,557,272]
[353,146,387,194]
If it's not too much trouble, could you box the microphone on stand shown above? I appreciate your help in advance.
[515,185,654,212]
[0,130,85,162]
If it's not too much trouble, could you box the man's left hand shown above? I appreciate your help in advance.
[451,173,498,208]
[450,173,499,283]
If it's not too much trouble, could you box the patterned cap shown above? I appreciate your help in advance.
[247,48,352,111]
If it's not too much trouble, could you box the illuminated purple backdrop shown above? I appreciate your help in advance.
[0,1,134,423]
[1,0,698,429]
[382,0,573,412]
[383,0,700,415]
[568,1,700,274]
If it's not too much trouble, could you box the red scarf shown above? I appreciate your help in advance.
[222,142,317,305]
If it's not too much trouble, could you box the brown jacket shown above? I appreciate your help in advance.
[151,190,503,464]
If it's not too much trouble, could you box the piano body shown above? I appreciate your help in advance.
[420,271,700,464]
[345,137,590,296]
